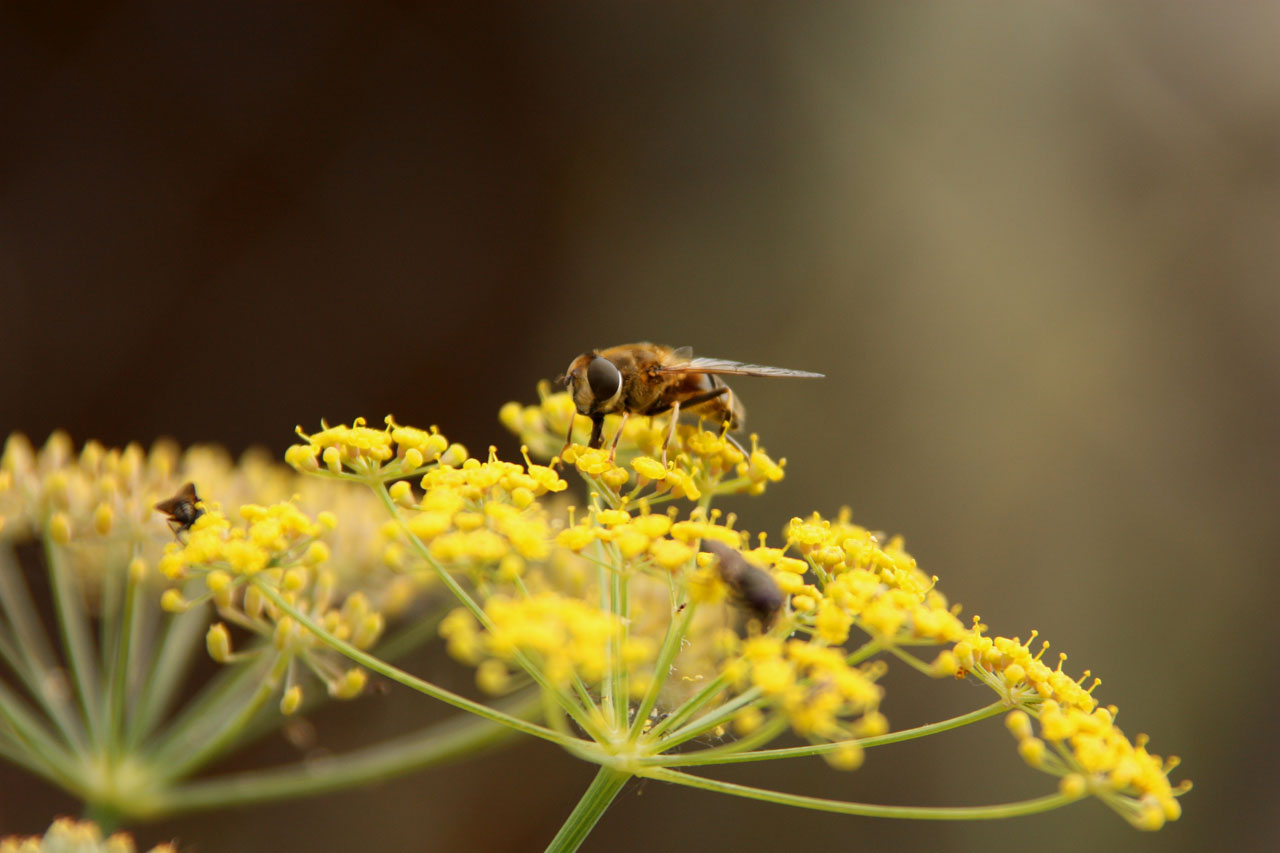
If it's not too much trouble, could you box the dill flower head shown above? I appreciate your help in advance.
[0,385,1191,843]
[0,429,435,820]
[0,818,174,853]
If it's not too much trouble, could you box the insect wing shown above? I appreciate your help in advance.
[660,357,823,379]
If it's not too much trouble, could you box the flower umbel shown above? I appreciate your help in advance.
[0,389,1189,850]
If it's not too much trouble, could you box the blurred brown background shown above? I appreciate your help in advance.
[2,2,1276,851]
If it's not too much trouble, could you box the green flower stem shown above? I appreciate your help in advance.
[0,547,66,692]
[125,592,207,750]
[46,537,105,748]
[153,654,290,783]
[845,637,883,665]
[659,684,764,748]
[253,581,566,746]
[143,691,542,818]
[645,701,1009,767]
[145,650,275,770]
[647,715,790,767]
[371,481,607,742]
[0,603,87,753]
[607,548,629,730]
[105,560,145,760]
[646,671,738,742]
[0,677,82,790]
[884,643,938,677]
[627,599,696,741]
[644,766,1083,820]
[0,735,66,788]
[544,765,632,853]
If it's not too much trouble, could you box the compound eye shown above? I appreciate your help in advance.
[586,355,622,401]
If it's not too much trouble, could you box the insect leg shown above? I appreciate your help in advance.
[662,401,680,466]
[556,412,578,467]
[608,411,629,461]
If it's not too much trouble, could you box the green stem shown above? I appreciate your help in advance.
[608,552,628,729]
[0,546,90,750]
[627,599,696,741]
[154,655,289,782]
[144,692,541,818]
[645,716,790,767]
[884,643,937,677]
[106,559,145,759]
[645,701,1008,767]
[647,671,737,740]
[644,766,1082,820]
[253,581,564,746]
[145,649,275,768]
[126,590,207,749]
[46,537,104,748]
[0,677,82,789]
[544,765,632,853]
[660,685,763,748]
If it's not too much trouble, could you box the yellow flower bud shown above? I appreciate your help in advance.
[1017,737,1046,767]
[206,623,232,663]
[330,668,367,699]
[49,512,72,543]
[476,659,510,694]
[1005,710,1033,741]
[93,502,113,535]
[823,741,865,771]
[388,480,413,505]
[280,685,303,715]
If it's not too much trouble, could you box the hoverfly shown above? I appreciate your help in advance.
[701,539,784,629]
[558,343,822,461]
[154,482,204,541]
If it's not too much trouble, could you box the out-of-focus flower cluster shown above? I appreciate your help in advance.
[0,429,425,718]
[0,818,174,853]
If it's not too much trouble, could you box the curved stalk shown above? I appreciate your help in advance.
[645,700,1008,767]
[644,766,1082,820]
[145,692,541,817]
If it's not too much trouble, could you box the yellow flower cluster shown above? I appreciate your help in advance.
[779,510,967,647]
[157,503,381,709]
[959,627,1188,829]
[728,635,886,764]
[0,818,174,853]
[440,592,651,692]
[554,507,743,573]
[0,433,392,593]
[288,416,467,478]
[499,388,786,502]
[386,448,566,577]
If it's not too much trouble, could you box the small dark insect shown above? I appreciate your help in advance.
[154,482,204,541]
[701,539,784,629]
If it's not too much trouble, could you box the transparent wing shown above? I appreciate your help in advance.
[659,356,824,379]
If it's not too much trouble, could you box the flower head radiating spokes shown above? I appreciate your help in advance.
[0,387,1189,850]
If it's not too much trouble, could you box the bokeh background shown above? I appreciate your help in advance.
[2,2,1276,851]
